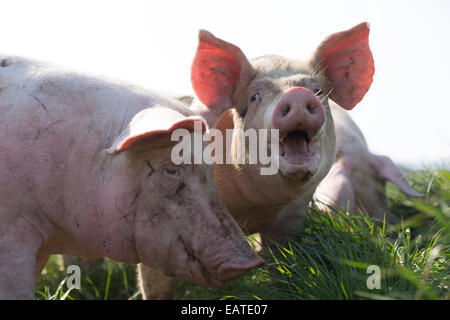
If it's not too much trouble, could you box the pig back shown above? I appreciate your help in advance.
[0,55,189,229]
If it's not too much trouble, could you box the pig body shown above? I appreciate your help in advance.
[138,23,376,299]
[313,103,423,222]
[0,56,262,299]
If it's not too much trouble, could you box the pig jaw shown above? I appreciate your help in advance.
[279,103,335,186]
[135,217,264,287]
[159,235,264,287]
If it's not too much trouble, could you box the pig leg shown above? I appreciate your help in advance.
[0,218,43,299]
[259,202,308,247]
[314,163,356,213]
[35,251,50,282]
[137,264,178,300]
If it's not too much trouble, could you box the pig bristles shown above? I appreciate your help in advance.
[311,64,327,80]
[309,64,332,103]
[320,88,334,103]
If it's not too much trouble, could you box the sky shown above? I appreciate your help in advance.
[1,0,449,168]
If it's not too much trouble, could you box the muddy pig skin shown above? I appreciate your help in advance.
[314,103,423,223]
[0,56,263,299]
[138,22,376,299]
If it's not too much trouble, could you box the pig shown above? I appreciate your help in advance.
[313,102,424,223]
[0,56,263,299]
[138,22,375,299]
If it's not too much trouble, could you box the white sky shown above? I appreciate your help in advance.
[2,0,449,167]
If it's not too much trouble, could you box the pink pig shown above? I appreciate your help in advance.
[314,103,424,222]
[0,56,263,299]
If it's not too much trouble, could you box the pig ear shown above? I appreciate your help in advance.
[371,155,424,197]
[107,107,207,154]
[312,22,374,110]
[191,30,254,114]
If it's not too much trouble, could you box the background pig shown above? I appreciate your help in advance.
[313,103,424,223]
[138,22,375,299]
[0,56,262,299]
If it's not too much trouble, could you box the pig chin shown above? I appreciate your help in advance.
[278,131,321,181]
[155,239,260,288]
[152,252,225,287]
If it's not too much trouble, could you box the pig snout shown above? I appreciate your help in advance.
[273,87,325,139]
[273,87,325,173]
[215,256,264,284]
[203,234,265,286]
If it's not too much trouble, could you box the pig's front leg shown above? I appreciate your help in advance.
[259,202,308,247]
[0,217,43,299]
[137,263,178,300]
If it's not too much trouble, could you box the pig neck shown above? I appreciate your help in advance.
[214,164,291,234]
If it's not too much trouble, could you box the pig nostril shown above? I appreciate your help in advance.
[306,104,314,114]
[281,105,291,117]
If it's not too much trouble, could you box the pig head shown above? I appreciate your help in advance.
[313,103,424,223]
[106,107,263,287]
[0,57,262,299]
[189,22,375,238]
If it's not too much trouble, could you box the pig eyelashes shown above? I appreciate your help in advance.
[318,88,333,104]
[308,67,336,102]
[163,166,184,182]
[249,92,262,103]
[313,88,323,96]
[291,79,324,98]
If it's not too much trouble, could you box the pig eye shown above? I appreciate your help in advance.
[313,88,323,96]
[249,92,261,103]
[161,166,185,194]
[165,167,179,176]
[164,166,183,180]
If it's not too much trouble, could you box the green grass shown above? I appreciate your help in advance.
[35,168,449,300]
[35,256,140,300]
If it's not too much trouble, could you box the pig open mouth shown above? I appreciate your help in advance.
[280,129,312,164]
[198,264,225,287]
[166,235,264,288]
[278,129,321,180]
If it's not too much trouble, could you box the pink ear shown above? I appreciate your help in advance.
[108,107,207,153]
[313,22,374,110]
[191,30,254,113]
[371,155,424,197]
